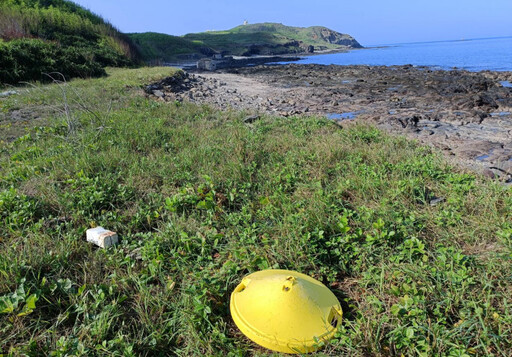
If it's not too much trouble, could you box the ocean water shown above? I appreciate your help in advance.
[294,36,512,72]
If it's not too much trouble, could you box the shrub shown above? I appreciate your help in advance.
[0,38,106,84]
[0,0,140,85]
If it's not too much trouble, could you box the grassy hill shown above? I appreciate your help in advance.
[0,0,141,85]
[129,22,362,62]
[185,23,362,56]
[128,32,214,64]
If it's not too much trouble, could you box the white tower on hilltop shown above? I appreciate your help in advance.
[243,20,248,25]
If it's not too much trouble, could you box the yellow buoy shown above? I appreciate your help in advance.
[230,269,342,354]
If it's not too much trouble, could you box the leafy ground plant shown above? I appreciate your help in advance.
[0,67,512,356]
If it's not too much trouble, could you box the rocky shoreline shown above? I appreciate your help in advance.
[146,64,512,181]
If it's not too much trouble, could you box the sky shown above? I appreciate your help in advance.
[72,0,512,45]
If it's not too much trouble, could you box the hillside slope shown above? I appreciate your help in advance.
[0,0,141,85]
[128,32,214,64]
[129,22,362,61]
[185,23,362,56]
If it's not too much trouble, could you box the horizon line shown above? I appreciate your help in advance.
[368,35,512,47]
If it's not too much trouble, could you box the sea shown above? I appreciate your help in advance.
[293,36,512,72]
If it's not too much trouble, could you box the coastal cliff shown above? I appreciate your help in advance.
[307,26,363,48]
[129,23,362,62]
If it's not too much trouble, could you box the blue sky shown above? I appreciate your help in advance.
[73,0,512,45]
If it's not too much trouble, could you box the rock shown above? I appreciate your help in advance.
[482,169,496,179]
[397,115,420,128]
[429,197,446,206]
[244,115,260,124]
[418,130,435,137]
[492,162,512,174]
[473,93,498,108]
[488,166,512,182]
[144,84,161,93]
[153,90,165,98]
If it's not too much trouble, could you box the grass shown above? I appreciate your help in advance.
[0,66,176,141]
[1,67,512,356]
[128,32,209,63]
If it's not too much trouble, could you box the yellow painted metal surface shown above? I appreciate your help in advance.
[230,269,342,354]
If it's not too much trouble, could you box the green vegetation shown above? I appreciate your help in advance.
[129,23,362,61]
[1,67,512,356]
[184,23,361,56]
[0,0,140,85]
[129,32,212,64]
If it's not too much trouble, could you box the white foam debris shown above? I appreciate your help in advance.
[86,227,118,248]
[0,90,18,97]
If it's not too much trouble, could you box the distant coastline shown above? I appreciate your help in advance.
[292,36,512,72]
[172,36,512,73]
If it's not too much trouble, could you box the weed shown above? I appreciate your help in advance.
[0,68,511,355]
